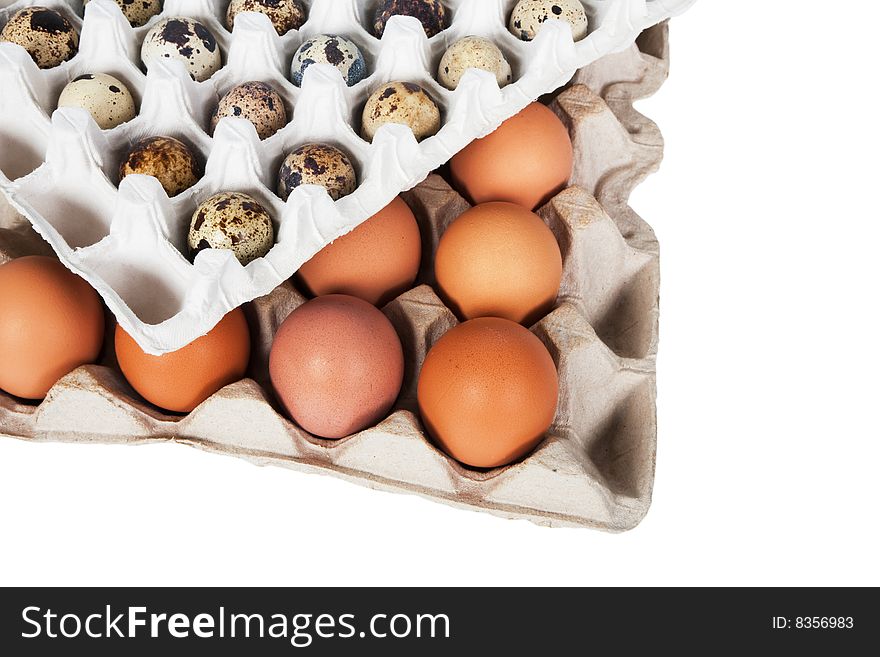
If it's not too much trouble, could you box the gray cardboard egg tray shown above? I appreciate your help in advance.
[0,22,670,530]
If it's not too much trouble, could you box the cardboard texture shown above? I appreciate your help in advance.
[0,0,692,354]
[0,18,672,530]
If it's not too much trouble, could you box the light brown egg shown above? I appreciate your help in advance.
[269,295,404,439]
[417,317,558,469]
[434,201,562,325]
[115,309,250,413]
[0,256,104,400]
[449,102,573,210]
[297,197,421,306]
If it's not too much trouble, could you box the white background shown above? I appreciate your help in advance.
[1,1,878,587]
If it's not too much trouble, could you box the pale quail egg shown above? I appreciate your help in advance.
[141,17,221,82]
[119,136,200,197]
[0,6,79,69]
[84,0,163,28]
[290,35,366,87]
[373,0,446,39]
[438,37,512,91]
[189,192,275,265]
[226,0,306,36]
[211,81,287,140]
[278,144,357,202]
[58,73,137,130]
[362,82,441,142]
[509,0,589,42]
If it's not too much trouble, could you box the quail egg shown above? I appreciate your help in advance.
[189,192,275,265]
[373,0,446,39]
[84,0,163,28]
[119,136,200,197]
[211,81,287,140]
[362,82,441,142]
[226,0,306,36]
[509,0,589,42]
[0,6,79,69]
[278,144,357,202]
[290,34,366,88]
[439,37,512,90]
[141,17,221,82]
[58,73,137,130]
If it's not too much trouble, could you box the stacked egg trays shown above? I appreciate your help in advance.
[0,16,671,530]
[0,0,692,354]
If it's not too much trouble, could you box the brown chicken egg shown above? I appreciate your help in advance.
[269,295,404,439]
[0,256,104,400]
[115,309,250,413]
[297,196,421,306]
[435,201,562,325]
[417,317,559,469]
[449,101,573,210]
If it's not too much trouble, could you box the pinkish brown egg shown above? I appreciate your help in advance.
[269,295,404,439]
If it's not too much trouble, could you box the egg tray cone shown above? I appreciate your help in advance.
[0,21,670,531]
[0,0,693,355]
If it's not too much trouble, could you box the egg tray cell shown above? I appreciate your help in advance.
[0,0,693,355]
[0,24,669,530]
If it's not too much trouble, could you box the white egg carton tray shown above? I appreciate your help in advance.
[0,0,694,354]
[0,22,672,530]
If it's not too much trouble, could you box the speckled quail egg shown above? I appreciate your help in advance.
[373,0,446,39]
[278,144,357,202]
[189,192,275,265]
[211,81,287,140]
[84,0,163,28]
[439,37,512,91]
[226,0,306,36]
[58,73,137,130]
[509,0,589,42]
[119,136,200,197]
[290,34,366,88]
[362,82,441,142]
[0,6,79,69]
[141,17,221,82]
